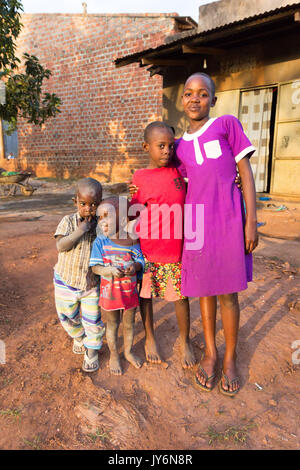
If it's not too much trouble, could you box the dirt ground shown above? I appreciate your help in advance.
[0,179,299,451]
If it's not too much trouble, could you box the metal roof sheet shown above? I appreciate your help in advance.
[115,2,300,65]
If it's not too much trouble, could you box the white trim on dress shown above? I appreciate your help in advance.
[182,118,217,141]
[235,145,256,163]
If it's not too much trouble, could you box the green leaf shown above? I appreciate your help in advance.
[0,1,61,131]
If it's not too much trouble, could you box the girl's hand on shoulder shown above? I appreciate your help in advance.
[127,181,139,198]
[245,220,259,254]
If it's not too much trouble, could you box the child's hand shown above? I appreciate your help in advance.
[91,264,124,278]
[78,216,96,233]
[235,173,242,190]
[123,263,136,276]
[86,269,97,290]
[109,266,124,278]
[245,220,259,254]
[127,181,139,198]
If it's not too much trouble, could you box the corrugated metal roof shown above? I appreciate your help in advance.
[115,2,300,65]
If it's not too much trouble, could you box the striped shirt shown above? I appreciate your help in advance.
[54,212,97,290]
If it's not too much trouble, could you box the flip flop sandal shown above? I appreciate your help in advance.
[82,351,99,373]
[194,368,216,392]
[73,337,86,354]
[218,371,240,397]
[194,355,217,392]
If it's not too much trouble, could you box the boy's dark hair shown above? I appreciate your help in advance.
[185,72,216,97]
[76,177,102,196]
[144,121,175,143]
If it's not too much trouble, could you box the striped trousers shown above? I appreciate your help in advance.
[54,277,105,350]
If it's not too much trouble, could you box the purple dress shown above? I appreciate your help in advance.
[175,115,256,297]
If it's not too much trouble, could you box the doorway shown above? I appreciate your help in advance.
[2,120,18,159]
[239,86,277,193]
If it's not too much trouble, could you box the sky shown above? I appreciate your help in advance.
[21,0,216,22]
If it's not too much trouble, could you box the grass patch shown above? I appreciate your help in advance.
[195,400,209,410]
[215,407,226,415]
[87,428,111,443]
[203,421,257,446]
[0,377,13,389]
[40,373,51,381]
[0,408,22,419]
[23,436,42,450]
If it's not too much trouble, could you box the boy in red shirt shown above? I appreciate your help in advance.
[130,121,195,368]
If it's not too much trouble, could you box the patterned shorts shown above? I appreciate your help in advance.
[139,259,186,301]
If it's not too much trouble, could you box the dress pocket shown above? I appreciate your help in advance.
[203,139,222,159]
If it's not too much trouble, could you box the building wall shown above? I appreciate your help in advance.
[12,13,178,181]
[198,0,298,32]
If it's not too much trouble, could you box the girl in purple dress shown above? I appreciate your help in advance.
[175,73,258,396]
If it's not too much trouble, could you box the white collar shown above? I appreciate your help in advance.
[182,117,217,141]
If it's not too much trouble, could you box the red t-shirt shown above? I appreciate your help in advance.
[130,166,186,263]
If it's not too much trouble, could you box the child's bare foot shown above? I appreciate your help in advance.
[180,339,196,369]
[145,338,162,364]
[221,358,240,394]
[109,353,122,375]
[125,351,143,369]
[195,352,218,390]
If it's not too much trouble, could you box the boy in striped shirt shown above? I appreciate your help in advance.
[54,177,105,372]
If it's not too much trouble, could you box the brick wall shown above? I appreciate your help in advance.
[15,13,178,181]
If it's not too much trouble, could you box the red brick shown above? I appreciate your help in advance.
[15,13,178,181]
